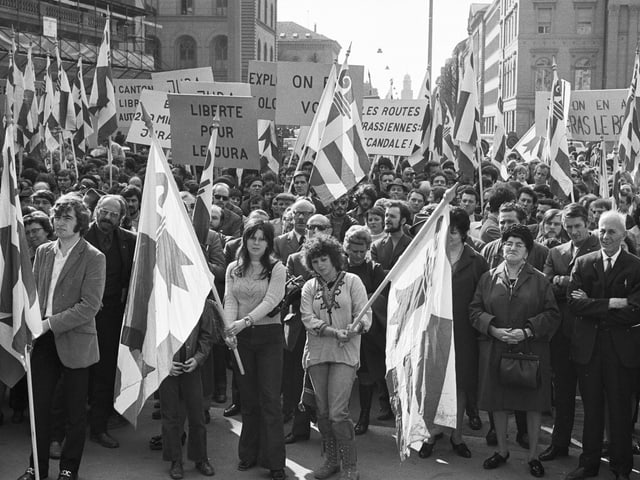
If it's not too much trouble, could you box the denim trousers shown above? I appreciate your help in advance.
[308,362,357,432]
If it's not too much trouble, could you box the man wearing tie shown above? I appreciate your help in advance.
[565,211,640,480]
[273,199,315,266]
[17,195,106,480]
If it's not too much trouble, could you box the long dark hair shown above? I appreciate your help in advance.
[234,219,275,278]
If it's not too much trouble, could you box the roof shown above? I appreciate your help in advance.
[277,21,337,43]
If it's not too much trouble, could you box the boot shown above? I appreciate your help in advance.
[333,421,359,480]
[314,418,340,479]
[354,384,373,436]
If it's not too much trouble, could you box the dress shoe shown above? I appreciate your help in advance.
[214,393,227,404]
[450,438,472,458]
[223,403,240,417]
[284,432,309,444]
[483,451,509,469]
[377,407,394,421]
[203,409,210,424]
[418,441,435,458]
[169,461,183,479]
[149,435,163,451]
[539,444,569,461]
[564,466,598,480]
[195,460,215,476]
[90,431,120,448]
[237,459,257,471]
[57,470,77,480]
[354,417,369,435]
[486,428,498,446]
[49,440,62,459]
[517,432,530,449]
[16,467,46,480]
[528,459,545,477]
[468,415,482,431]
[12,410,25,423]
[270,469,286,480]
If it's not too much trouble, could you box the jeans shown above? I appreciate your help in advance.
[308,363,357,426]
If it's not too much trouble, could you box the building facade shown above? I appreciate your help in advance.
[461,0,640,138]
[148,0,277,82]
[276,21,340,64]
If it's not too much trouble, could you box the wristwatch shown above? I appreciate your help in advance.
[244,317,254,328]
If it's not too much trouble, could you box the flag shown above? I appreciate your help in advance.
[192,117,219,244]
[511,124,545,163]
[384,79,395,100]
[442,104,456,164]
[89,18,118,142]
[55,45,76,135]
[298,64,338,168]
[309,50,370,205]
[43,55,59,153]
[17,44,37,149]
[428,86,443,163]
[113,131,214,426]
[5,36,24,126]
[599,140,610,199]
[257,119,280,173]
[454,51,482,180]
[618,49,640,182]
[72,57,94,155]
[545,66,573,199]
[0,123,43,388]
[408,70,432,166]
[385,200,455,460]
[491,90,507,180]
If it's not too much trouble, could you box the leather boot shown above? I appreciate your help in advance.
[314,418,340,479]
[354,385,373,436]
[333,421,359,480]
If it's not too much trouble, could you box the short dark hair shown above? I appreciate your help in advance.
[499,201,527,223]
[120,185,142,202]
[459,185,479,201]
[449,207,471,240]
[354,183,378,203]
[591,198,612,211]
[407,189,427,203]
[562,202,589,225]
[517,186,537,203]
[386,200,411,224]
[538,198,561,210]
[23,211,54,238]
[502,224,534,252]
[488,187,516,213]
[52,194,91,236]
[303,235,346,273]
[31,190,55,205]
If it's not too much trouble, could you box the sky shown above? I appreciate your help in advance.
[278,0,479,97]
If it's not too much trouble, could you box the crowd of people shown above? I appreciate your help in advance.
[2,138,640,480]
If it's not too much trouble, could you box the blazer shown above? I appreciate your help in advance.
[283,250,314,350]
[274,230,303,264]
[480,214,500,244]
[219,208,243,238]
[568,249,640,367]
[370,233,413,272]
[33,238,106,369]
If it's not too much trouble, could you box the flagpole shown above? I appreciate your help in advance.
[69,136,79,180]
[24,344,41,480]
[352,184,457,325]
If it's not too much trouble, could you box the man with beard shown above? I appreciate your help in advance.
[120,185,142,232]
[348,184,376,225]
[328,195,357,243]
[84,195,136,449]
[369,201,412,421]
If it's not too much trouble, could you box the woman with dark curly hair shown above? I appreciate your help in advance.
[470,224,559,478]
[223,219,286,480]
[300,235,371,480]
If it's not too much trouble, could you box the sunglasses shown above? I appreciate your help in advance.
[306,224,328,231]
[214,194,229,201]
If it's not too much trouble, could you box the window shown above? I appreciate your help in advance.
[270,45,273,62]
[263,42,268,62]
[146,36,162,70]
[213,35,228,71]
[180,0,193,15]
[264,1,268,24]
[576,7,593,35]
[257,39,261,60]
[574,58,592,90]
[537,8,551,34]
[177,36,196,68]
[215,0,227,16]
[535,57,553,91]
[270,4,274,27]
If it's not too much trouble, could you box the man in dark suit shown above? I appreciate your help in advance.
[18,195,106,480]
[540,203,600,462]
[480,187,516,244]
[212,183,243,238]
[566,211,640,480]
[273,198,315,265]
[283,214,332,443]
[84,195,136,449]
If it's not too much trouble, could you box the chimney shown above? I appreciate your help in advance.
[314,23,317,33]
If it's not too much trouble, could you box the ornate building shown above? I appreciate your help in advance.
[276,21,340,64]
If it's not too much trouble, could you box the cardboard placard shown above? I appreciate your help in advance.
[126,89,171,148]
[275,62,364,126]
[151,67,214,93]
[168,94,259,168]
[178,81,251,97]
[535,89,627,141]
[361,99,428,155]
[248,61,277,121]
[113,79,154,132]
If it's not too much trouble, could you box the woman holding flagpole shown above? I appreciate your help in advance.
[223,219,287,480]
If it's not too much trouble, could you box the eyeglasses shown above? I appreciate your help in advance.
[306,224,328,231]
[25,227,44,235]
[293,210,313,217]
[214,194,229,201]
[97,208,120,219]
[503,241,526,250]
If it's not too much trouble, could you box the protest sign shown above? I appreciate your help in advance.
[151,67,214,93]
[535,89,627,142]
[169,94,259,168]
[126,90,171,149]
[248,61,277,121]
[275,61,364,125]
[178,81,251,97]
[113,79,154,132]
[361,99,428,155]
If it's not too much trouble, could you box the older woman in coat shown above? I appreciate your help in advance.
[470,224,559,478]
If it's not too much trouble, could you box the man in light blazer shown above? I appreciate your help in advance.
[17,195,106,480]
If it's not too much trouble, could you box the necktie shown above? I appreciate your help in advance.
[299,235,305,248]
[605,257,612,274]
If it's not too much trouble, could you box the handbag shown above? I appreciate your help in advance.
[498,335,540,389]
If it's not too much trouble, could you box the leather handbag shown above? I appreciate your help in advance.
[498,337,540,389]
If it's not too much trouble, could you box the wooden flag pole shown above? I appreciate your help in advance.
[24,344,41,480]
[69,136,79,181]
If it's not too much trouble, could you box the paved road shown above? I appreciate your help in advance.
[0,390,637,479]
